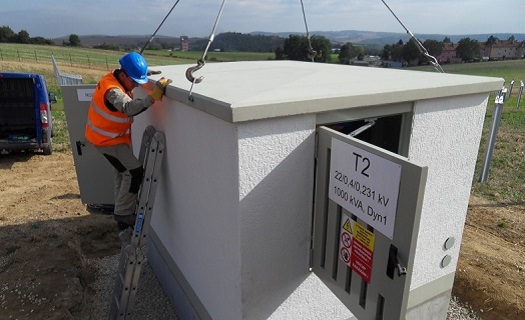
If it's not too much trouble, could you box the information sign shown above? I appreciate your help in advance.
[329,138,402,239]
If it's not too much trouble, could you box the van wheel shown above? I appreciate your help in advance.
[43,144,53,155]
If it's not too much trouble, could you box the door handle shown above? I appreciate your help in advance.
[76,140,85,156]
[387,244,407,278]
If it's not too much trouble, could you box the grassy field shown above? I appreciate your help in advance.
[1,43,525,202]
[415,59,524,82]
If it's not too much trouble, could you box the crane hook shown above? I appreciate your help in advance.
[307,48,317,61]
[186,59,205,84]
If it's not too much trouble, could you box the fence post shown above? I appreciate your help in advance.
[34,50,38,62]
[87,55,90,69]
[106,57,109,70]
[69,53,73,67]
[17,49,21,61]
[480,88,507,182]
[517,81,524,109]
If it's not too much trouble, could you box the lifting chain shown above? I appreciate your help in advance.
[300,0,316,62]
[380,0,444,73]
[140,0,182,54]
[186,0,227,100]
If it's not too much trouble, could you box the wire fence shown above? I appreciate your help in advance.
[0,47,121,70]
[0,44,192,76]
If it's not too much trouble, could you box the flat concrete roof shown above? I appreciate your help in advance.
[149,60,503,123]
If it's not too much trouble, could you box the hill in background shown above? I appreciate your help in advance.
[252,30,525,45]
[54,30,525,52]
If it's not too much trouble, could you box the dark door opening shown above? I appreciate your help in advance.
[325,114,402,154]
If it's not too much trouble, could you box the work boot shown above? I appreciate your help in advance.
[114,213,136,230]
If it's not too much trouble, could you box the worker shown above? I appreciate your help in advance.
[85,52,171,230]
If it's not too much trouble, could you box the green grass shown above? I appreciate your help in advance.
[51,104,71,153]
[0,43,192,69]
[413,59,525,82]
[497,219,508,228]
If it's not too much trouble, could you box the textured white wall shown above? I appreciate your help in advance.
[133,99,244,320]
[134,101,320,319]
[268,273,352,319]
[237,114,316,319]
[408,93,489,289]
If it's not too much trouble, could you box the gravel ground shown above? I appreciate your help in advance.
[89,254,178,320]
[447,296,482,320]
[89,254,481,320]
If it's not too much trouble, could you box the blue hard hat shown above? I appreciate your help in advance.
[119,52,148,84]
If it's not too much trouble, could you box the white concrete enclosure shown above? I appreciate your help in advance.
[131,61,503,320]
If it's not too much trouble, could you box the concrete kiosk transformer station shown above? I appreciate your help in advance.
[63,60,503,319]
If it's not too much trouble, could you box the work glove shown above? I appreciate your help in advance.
[149,77,172,102]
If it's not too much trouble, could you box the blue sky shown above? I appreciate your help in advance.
[1,0,523,39]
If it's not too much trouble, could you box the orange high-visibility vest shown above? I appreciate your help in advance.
[85,72,133,146]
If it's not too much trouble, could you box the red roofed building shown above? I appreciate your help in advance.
[436,42,460,64]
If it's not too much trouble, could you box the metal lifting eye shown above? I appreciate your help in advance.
[185,59,205,84]
[307,49,317,60]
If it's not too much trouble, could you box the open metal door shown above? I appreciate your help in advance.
[312,126,427,320]
[61,85,115,206]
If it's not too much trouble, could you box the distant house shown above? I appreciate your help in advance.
[483,39,525,60]
[435,39,525,63]
[350,60,370,67]
[349,56,382,67]
[436,42,460,64]
[363,55,382,67]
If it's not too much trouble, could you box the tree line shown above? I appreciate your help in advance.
[0,26,54,45]
[219,34,516,65]
[379,37,472,65]
[0,26,82,47]
[379,34,521,65]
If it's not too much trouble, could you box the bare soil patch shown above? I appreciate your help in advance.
[453,196,525,320]
[0,151,523,319]
[0,152,120,319]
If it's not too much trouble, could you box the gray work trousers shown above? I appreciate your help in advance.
[94,143,143,217]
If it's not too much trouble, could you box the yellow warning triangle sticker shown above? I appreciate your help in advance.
[343,219,352,233]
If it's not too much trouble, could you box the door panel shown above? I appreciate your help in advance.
[61,85,115,205]
[312,126,427,320]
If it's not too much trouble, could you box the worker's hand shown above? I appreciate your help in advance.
[149,77,172,102]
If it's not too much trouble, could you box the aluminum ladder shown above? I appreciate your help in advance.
[109,125,165,319]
